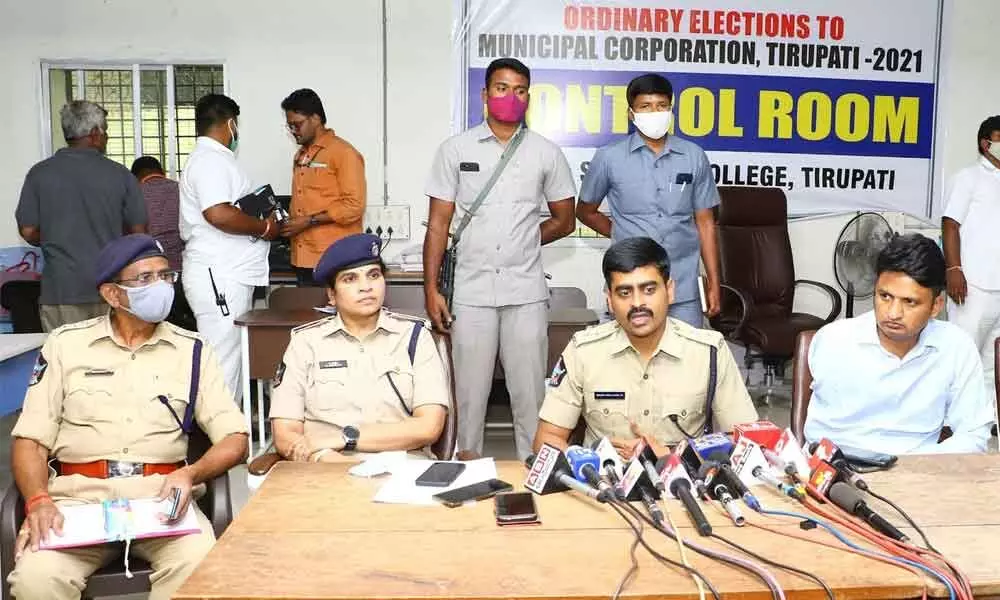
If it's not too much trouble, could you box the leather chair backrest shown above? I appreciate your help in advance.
[791,330,816,445]
[267,286,328,310]
[0,280,42,333]
[430,331,458,459]
[549,286,587,309]
[716,187,795,321]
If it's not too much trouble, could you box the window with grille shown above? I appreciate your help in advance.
[42,63,225,176]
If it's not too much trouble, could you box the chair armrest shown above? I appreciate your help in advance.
[197,474,232,539]
[717,283,751,338]
[1,482,25,600]
[794,279,843,324]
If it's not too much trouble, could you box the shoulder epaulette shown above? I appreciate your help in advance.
[291,315,337,335]
[50,315,104,337]
[383,309,431,328]
[572,320,618,346]
[672,318,723,347]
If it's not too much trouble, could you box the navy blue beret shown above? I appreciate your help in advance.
[94,234,166,286]
[313,233,383,284]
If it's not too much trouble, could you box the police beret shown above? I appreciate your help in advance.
[313,233,383,284]
[94,234,166,287]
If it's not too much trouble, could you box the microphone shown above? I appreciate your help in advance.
[524,443,606,502]
[752,465,805,500]
[806,438,844,500]
[831,459,870,491]
[669,477,713,536]
[618,452,661,501]
[634,440,665,493]
[712,483,746,526]
[591,437,625,480]
[566,445,614,502]
[733,420,783,449]
[828,482,909,542]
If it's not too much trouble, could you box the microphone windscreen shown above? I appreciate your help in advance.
[828,481,862,511]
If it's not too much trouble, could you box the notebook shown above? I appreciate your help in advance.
[38,497,201,551]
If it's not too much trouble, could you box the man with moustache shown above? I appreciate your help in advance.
[533,237,757,458]
[805,234,995,454]
[280,89,366,286]
[423,58,577,460]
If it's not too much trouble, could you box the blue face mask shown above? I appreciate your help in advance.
[118,280,174,323]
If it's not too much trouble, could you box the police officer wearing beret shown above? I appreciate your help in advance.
[269,233,450,462]
[533,237,757,458]
[8,234,248,600]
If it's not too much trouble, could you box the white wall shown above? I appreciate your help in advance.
[0,0,993,316]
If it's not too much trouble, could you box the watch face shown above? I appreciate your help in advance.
[343,425,360,441]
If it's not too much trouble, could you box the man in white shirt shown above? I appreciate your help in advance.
[805,234,995,455]
[180,94,279,402]
[942,115,1000,436]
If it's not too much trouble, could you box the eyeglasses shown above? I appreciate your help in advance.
[286,120,308,132]
[116,270,179,287]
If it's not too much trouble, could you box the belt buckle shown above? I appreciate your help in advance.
[108,461,143,478]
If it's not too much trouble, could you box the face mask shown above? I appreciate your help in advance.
[227,119,239,152]
[487,94,528,123]
[631,110,673,140]
[118,280,174,324]
[989,141,1000,161]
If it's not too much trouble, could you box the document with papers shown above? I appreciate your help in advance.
[39,497,200,551]
[372,458,498,505]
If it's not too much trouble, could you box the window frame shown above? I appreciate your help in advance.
[39,60,227,178]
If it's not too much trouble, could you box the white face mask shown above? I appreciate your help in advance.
[631,110,673,140]
[117,280,174,324]
[988,141,1000,161]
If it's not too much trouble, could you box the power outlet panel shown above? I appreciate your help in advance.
[364,204,411,240]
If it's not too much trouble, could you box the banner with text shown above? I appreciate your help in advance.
[454,0,941,217]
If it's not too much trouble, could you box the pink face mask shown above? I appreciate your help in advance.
[487,93,528,123]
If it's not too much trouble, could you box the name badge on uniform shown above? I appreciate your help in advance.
[594,391,626,401]
[308,161,328,168]
[319,360,348,369]
[675,172,693,184]
[84,368,115,377]
[459,162,480,172]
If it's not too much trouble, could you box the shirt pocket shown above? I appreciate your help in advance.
[584,393,631,437]
[148,384,192,434]
[652,393,708,440]
[456,168,490,212]
[62,379,117,425]
[376,362,415,423]
[307,367,357,426]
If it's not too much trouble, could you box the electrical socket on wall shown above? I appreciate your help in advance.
[364,205,411,240]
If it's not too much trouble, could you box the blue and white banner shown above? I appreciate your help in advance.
[454,0,942,217]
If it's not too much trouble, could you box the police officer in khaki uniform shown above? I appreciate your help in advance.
[8,234,248,600]
[533,237,758,458]
[270,233,449,462]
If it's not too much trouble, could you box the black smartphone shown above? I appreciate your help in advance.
[432,479,513,507]
[838,444,898,469]
[494,491,539,525]
[414,462,467,487]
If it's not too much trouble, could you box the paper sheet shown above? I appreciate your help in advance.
[373,458,498,505]
[348,451,409,478]
[39,498,201,550]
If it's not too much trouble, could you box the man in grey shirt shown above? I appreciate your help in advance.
[16,100,147,331]
[423,58,577,460]
[577,74,721,328]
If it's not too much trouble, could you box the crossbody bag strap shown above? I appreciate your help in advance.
[183,339,203,435]
[451,125,528,245]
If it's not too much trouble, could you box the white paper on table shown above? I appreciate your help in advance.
[348,451,409,478]
[372,458,497,505]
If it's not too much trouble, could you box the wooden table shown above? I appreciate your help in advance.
[235,307,599,455]
[175,455,1000,600]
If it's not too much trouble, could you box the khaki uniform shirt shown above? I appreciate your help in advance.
[290,129,366,268]
[269,310,450,457]
[12,315,247,500]
[539,318,758,447]
[424,122,576,307]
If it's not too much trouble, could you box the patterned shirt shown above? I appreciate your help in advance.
[139,175,184,270]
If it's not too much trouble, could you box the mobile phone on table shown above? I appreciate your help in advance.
[432,479,513,507]
[837,444,898,469]
[415,462,467,487]
[494,491,539,526]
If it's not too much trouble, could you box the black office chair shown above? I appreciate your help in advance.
[0,427,233,599]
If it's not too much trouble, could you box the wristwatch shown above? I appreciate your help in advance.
[342,425,360,453]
